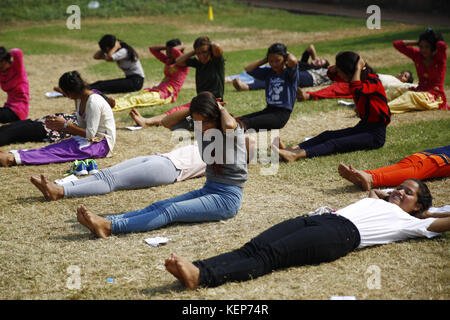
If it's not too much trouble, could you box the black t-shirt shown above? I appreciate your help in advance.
[186,55,225,99]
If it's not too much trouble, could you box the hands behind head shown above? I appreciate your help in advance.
[216,98,226,111]
[356,56,366,70]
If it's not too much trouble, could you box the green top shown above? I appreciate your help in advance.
[186,55,225,99]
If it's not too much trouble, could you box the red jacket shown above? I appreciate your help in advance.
[328,69,390,125]
[393,40,448,110]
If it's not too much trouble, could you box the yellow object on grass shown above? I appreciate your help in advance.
[112,88,173,112]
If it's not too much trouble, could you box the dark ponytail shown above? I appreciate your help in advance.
[336,51,376,80]
[58,71,87,95]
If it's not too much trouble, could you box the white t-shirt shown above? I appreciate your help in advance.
[378,74,415,91]
[337,198,440,248]
[111,48,145,78]
[76,94,116,156]
[160,143,206,182]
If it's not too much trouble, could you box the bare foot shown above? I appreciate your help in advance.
[271,138,304,163]
[165,253,186,286]
[232,78,249,91]
[296,87,310,101]
[129,108,148,127]
[338,163,373,190]
[30,174,64,201]
[76,206,96,235]
[77,205,111,238]
[172,253,200,290]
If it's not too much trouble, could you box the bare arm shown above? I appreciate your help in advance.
[245,57,268,73]
[218,103,237,132]
[286,52,298,68]
[45,116,86,137]
[427,216,450,233]
[307,44,318,61]
[104,41,121,62]
[211,43,223,57]
[161,108,190,129]
[93,50,106,60]
[368,189,390,201]
[175,50,195,67]
[352,56,366,82]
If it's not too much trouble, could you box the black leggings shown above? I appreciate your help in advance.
[0,107,20,124]
[89,74,144,94]
[194,214,360,287]
[299,122,387,158]
[238,106,291,131]
[0,119,47,146]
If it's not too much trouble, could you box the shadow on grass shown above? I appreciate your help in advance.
[139,282,186,296]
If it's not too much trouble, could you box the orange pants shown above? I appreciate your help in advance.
[366,153,450,187]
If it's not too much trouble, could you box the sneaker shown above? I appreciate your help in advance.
[70,160,88,176]
[85,159,99,174]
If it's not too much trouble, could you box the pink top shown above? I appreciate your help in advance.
[0,49,30,119]
[147,47,189,102]
[160,143,206,182]
[393,40,448,110]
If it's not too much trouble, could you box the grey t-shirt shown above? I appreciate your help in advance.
[307,68,332,86]
[195,123,248,188]
[111,48,145,78]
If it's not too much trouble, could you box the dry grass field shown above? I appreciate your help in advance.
[0,7,449,302]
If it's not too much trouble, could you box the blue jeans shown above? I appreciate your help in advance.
[107,181,243,234]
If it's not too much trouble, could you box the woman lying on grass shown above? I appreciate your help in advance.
[339,145,450,190]
[30,143,205,201]
[0,71,116,167]
[165,179,450,289]
[76,92,248,238]
[272,51,390,162]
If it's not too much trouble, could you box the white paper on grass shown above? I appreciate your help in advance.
[144,237,171,247]
[125,126,143,131]
[45,91,63,98]
[337,100,355,106]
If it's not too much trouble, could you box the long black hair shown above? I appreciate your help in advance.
[419,28,444,52]
[0,46,11,63]
[335,51,376,80]
[190,91,221,128]
[58,71,87,95]
[98,34,138,61]
[408,179,433,216]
